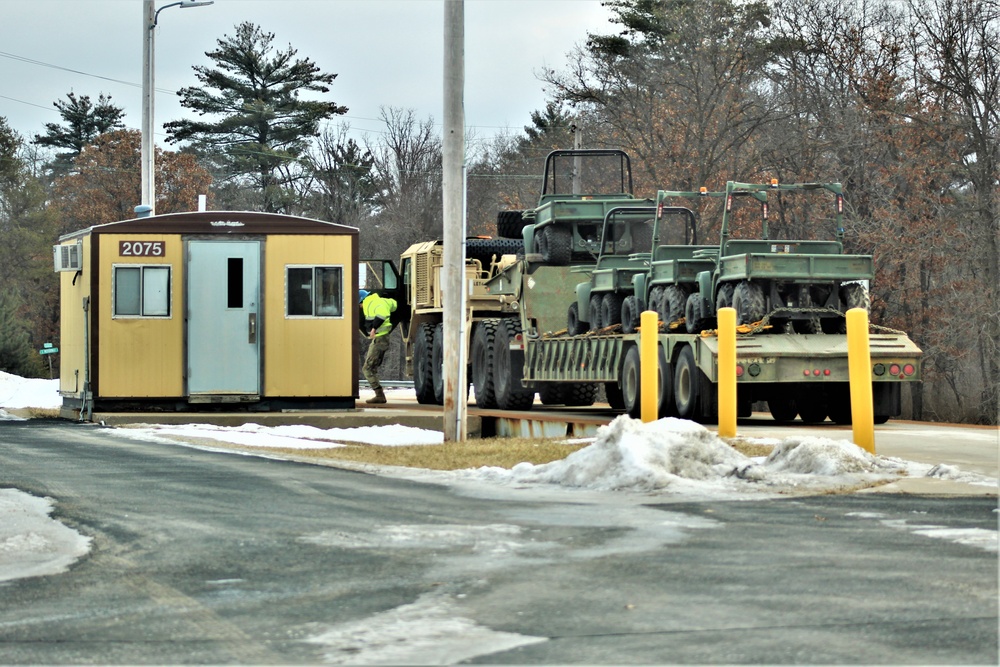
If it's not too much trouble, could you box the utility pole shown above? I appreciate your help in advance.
[442,0,467,441]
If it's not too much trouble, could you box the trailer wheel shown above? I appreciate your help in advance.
[493,319,535,410]
[567,302,588,335]
[413,322,436,404]
[431,323,445,405]
[647,287,664,321]
[471,320,499,408]
[622,345,642,418]
[768,396,798,422]
[602,292,625,327]
[562,383,599,407]
[605,382,626,410]
[798,400,828,423]
[538,384,563,405]
[673,345,699,419]
[589,293,604,331]
[657,345,675,418]
[733,281,766,326]
[536,226,572,265]
[621,295,641,334]
[663,285,688,325]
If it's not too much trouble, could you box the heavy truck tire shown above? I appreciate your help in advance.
[493,318,535,410]
[673,345,699,419]
[412,322,436,404]
[466,238,523,269]
[432,323,445,405]
[589,293,604,331]
[562,383,599,407]
[684,293,709,334]
[605,381,626,410]
[621,345,643,418]
[496,210,526,239]
[471,320,499,409]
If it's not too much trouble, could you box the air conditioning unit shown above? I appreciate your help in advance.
[54,241,83,272]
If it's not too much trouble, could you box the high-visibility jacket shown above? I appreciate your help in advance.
[361,293,397,337]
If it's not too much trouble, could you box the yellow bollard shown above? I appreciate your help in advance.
[640,310,659,423]
[846,308,875,453]
[717,307,737,437]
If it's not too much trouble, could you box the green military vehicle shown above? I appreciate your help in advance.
[680,180,874,335]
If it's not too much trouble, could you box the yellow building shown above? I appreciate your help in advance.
[55,211,359,417]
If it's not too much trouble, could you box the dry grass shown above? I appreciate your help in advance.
[725,438,777,458]
[263,436,588,470]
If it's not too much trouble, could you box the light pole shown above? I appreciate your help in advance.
[141,0,213,217]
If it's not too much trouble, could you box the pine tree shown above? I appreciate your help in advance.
[32,92,125,173]
[165,22,347,213]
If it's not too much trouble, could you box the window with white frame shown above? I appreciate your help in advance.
[286,265,343,317]
[113,265,171,318]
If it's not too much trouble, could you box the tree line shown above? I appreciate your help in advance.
[0,0,995,424]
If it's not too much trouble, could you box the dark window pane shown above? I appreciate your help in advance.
[287,267,313,316]
[227,258,243,308]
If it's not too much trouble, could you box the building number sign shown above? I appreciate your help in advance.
[119,241,165,257]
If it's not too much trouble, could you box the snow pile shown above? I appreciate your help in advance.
[470,416,913,496]
[0,371,60,418]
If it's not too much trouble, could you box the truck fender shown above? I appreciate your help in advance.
[631,273,646,310]
[576,282,593,322]
[522,223,536,253]
[697,271,714,315]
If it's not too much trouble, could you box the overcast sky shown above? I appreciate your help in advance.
[0,0,612,150]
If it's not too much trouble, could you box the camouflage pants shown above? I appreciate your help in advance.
[362,334,390,389]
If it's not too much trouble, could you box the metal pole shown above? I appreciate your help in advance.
[442,0,466,441]
[141,0,155,215]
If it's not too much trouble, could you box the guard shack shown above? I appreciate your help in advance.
[55,211,359,417]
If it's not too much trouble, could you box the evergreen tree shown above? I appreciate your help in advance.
[165,21,347,213]
[32,92,125,172]
[0,289,44,378]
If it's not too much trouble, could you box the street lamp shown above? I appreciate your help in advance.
[140,0,214,217]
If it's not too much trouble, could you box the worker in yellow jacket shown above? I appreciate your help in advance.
[359,289,397,404]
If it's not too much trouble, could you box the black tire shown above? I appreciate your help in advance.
[567,301,588,335]
[431,323,445,405]
[412,322,436,404]
[715,282,735,313]
[673,345,699,420]
[538,384,564,405]
[562,383,599,407]
[536,225,572,265]
[602,292,625,327]
[466,238,523,269]
[471,320,498,408]
[622,345,642,418]
[657,345,675,418]
[496,210,526,239]
[589,293,604,331]
[733,281,766,326]
[828,390,851,425]
[605,381,626,410]
[493,318,535,410]
[797,399,828,423]
[662,285,688,325]
[684,292,708,334]
[768,396,798,422]
[630,222,654,252]
[621,295,641,334]
[647,287,664,321]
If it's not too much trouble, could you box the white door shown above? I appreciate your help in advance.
[187,240,261,396]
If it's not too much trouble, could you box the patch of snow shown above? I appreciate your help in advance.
[0,488,92,582]
[304,592,545,664]
[0,371,60,410]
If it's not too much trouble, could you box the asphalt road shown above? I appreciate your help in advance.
[0,419,996,665]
